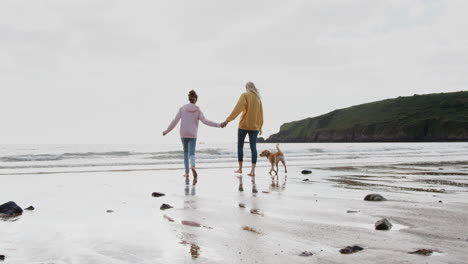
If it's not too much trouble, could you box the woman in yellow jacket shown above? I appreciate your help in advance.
[221,82,263,177]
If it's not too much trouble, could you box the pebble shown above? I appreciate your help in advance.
[106,210,114,213]
[151,192,165,197]
[375,218,392,230]
[238,203,246,208]
[0,255,4,261]
[339,245,363,254]
[299,251,314,257]
[409,249,434,256]
[301,170,312,175]
[24,206,35,211]
[250,209,264,216]
[364,194,386,201]
[302,179,309,182]
[347,210,360,213]
[160,204,173,210]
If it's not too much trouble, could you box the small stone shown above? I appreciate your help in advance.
[0,201,23,217]
[301,170,312,175]
[0,255,4,261]
[375,218,392,230]
[181,220,201,227]
[409,249,433,256]
[364,194,386,201]
[252,187,258,194]
[347,210,359,213]
[152,192,165,197]
[24,206,35,211]
[302,179,309,182]
[106,210,114,213]
[250,209,264,216]
[299,251,314,257]
[163,215,175,222]
[238,203,246,208]
[160,203,173,210]
[339,245,363,254]
[438,200,443,203]
[262,191,270,194]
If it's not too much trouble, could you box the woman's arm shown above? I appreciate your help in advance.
[163,109,181,135]
[225,93,246,123]
[199,111,221,127]
[259,101,264,134]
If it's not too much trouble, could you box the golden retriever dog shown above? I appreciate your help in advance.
[259,144,287,175]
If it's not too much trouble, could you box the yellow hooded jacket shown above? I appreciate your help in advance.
[225,91,263,132]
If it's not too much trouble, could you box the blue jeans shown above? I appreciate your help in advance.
[237,129,259,164]
[181,138,197,174]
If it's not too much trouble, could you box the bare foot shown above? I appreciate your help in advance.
[238,184,244,192]
[193,177,198,186]
[184,173,189,178]
[234,169,242,174]
[247,172,255,177]
[191,167,198,178]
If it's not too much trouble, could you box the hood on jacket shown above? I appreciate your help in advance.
[182,103,200,113]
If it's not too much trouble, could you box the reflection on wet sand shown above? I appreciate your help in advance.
[184,178,196,196]
[270,174,287,192]
[190,243,200,258]
[181,178,202,259]
[236,175,258,193]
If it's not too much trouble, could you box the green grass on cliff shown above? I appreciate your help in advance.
[267,91,468,142]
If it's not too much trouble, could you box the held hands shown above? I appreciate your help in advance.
[220,121,228,128]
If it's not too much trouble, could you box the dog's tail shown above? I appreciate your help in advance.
[276,144,282,153]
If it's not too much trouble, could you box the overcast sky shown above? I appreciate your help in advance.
[1,0,467,144]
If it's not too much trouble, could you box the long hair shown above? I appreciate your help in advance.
[245,82,261,101]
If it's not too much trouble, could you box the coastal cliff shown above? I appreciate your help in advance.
[267,91,468,142]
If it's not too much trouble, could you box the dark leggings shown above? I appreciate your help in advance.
[237,129,259,164]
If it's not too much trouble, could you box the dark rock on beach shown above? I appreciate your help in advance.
[250,209,264,216]
[24,206,35,211]
[301,170,312,175]
[0,201,23,217]
[302,179,309,182]
[339,245,364,254]
[347,210,360,213]
[160,204,173,210]
[409,249,434,256]
[375,218,392,230]
[364,194,386,201]
[106,210,114,213]
[152,192,165,197]
[0,255,5,261]
[238,203,246,208]
[299,251,314,257]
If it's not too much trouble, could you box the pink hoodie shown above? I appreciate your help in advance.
[164,103,220,138]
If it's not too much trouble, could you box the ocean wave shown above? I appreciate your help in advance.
[0,151,134,162]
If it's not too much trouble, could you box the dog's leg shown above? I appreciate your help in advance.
[281,158,287,173]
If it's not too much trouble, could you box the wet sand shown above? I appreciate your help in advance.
[1,159,468,264]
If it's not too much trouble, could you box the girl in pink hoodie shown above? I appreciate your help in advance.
[163,90,221,180]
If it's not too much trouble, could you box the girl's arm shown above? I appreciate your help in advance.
[163,109,181,135]
[199,110,221,127]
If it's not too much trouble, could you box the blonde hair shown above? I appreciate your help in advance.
[245,81,261,101]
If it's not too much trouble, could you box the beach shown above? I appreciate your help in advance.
[1,143,468,263]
